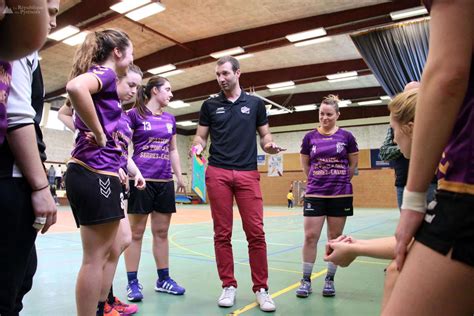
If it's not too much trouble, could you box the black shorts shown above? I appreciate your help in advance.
[415,190,474,267]
[303,196,353,217]
[127,181,176,214]
[65,163,124,227]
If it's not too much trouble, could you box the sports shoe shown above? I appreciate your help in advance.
[322,277,336,297]
[111,296,138,315]
[126,279,144,302]
[296,279,312,298]
[255,288,276,312]
[217,286,236,307]
[103,302,120,316]
[155,278,185,295]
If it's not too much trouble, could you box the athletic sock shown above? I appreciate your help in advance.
[107,286,114,304]
[302,262,314,281]
[158,268,170,282]
[326,262,337,281]
[127,271,138,283]
[96,301,105,316]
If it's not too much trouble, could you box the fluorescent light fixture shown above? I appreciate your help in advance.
[338,100,352,108]
[176,120,197,127]
[294,104,317,112]
[147,64,176,75]
[210,47,245,59]
[326,71,358,80]
[48,25,80,41]
[286,27,327,42]
[267,109,287,116]
[126,2,166,21]
[328,77,359,83]
[63,31,89,46]
[380,95,391,100]
[269,86,296,93]
[234,53,254,60]
[160,69,184,78]
[358,100,383,106]
[266,81,295,89]
[390,6,428,21]
[294,36,332,47]
[168,100,190,109]
[110,0,151,14]
[60,93,68,98]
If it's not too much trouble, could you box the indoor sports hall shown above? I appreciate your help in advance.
[3,0,472,315]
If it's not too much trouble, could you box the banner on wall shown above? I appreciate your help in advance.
[257,154,266,166]
[370,149,391,168]
[268,154,283,177]
[191,154,207,202]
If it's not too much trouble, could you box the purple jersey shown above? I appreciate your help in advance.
[128,108,176,181]
[0,61,12,145]
[437,56,474,195]
[71,65,122,174]
[300,128,358,197]
[116,111,132,173]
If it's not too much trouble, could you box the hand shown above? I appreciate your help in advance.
[325,235,354,255]
[176,177,186,194]
[189,143,203,158]
[394,209,424,270]
[134,172,146,190]
[85,131,106,147]
[118,168,127,185]
[324,239,358,267]
[264,142,286,154]
[31,186,57,234]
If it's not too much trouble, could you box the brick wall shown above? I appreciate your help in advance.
[259,168,397,208]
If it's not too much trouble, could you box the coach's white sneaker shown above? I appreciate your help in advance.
[218,286,236,307]
[255,288,276,312]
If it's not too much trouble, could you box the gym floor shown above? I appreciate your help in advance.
[23,205,399,315]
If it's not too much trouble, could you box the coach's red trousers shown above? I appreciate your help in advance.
[205,165,268,292]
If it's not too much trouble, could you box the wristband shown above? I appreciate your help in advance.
[32,183,49,192]
[401,188,427,213]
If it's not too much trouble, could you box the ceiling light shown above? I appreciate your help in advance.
[48,25,80,41]
[60,93,68,98]
[338,100,352,107]
[380,95,391,100]
[168,100,190,109]
[267,109,287,116]
[328,77,359,83]
[234,53,254,60]
[286,27,327,43]
[38,56,42,61]
[294,36,332,47]
[326,71,358,80]
[160,69,184,78]
[358,100,383,106]
[110,0,151,14]
[176,120,197,127]
[147,64,176,75]
[210,47,245,59]
[269,86,296,93]
[390,6,428,21]
[294,104,317,112]
[266,81,295,89]
[126,2,166,21]
[63,31,89,46]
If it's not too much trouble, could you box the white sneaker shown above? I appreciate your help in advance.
[255,288,276,312]
[218,286,236,307]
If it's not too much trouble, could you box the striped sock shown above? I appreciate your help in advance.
[302,262,314,281]
[326,262,337,280]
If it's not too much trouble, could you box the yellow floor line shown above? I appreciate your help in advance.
[228,269,327,315]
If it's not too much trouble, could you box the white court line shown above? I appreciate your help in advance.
[196,236,294,246]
